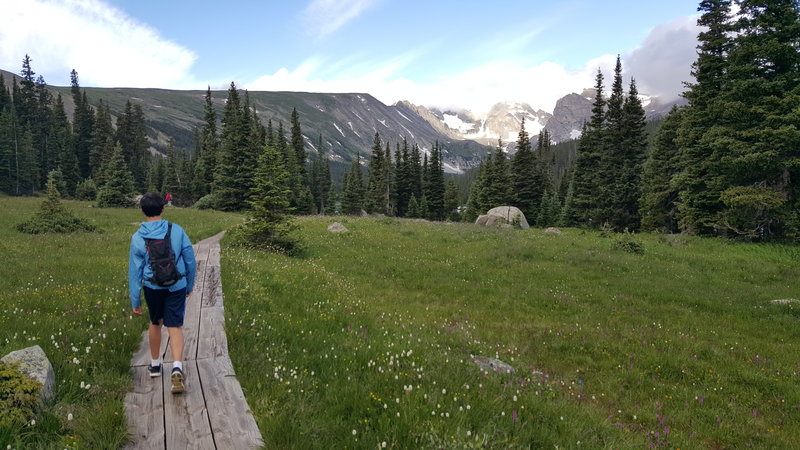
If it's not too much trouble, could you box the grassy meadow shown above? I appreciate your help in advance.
[1,196,799,449]
[223,217,800,449]
[0,196,241,448]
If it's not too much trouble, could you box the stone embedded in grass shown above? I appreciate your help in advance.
[471,356,515,375]
[476,206,530,229]
[1,345,55,403]
[327,222,349,233]
[545,227,562,234]
[770,299,800,305]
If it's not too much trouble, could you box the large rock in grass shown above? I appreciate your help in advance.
[1,345,55,403]
[327,222,349,233]
[472,356,516,375]
[476,206,529,229]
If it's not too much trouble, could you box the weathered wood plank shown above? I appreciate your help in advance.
[196,306,228,360]
[124,365,165,449]
[162,361,215,449]
[196,358,263,449]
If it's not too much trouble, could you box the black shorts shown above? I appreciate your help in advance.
[143,286,186,327]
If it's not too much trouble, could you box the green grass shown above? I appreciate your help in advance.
[224,217,800,449]
[0,197,241,448]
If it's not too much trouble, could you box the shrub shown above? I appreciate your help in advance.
[612,231,645,254]
[192,193,221,210]
[16,175,98,234]
[0,362,42,428]
[75,179,98,201]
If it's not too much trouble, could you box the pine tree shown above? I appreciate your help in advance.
[194,86,218,198]
[640,106,685,232]
[239,139,298,253]
[51,94,79,197]
[444,177,460,221]
[70,70,94,179]
[565,69,606,226]
[214,82,252,211]
[365,132,386,214]
[90,100,114,180]
[478,140,512,209]
[96,143,135,207]
[407,193,420,218]
[341,154,364,215]
[17,171,96,234]
[511,118,544,219]
[612,78,648,230]
[424,141,446,220]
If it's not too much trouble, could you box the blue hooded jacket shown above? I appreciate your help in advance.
[128,220,196,309]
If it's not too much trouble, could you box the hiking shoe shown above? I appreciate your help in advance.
[170,367,185,394]
[149,364,162,378]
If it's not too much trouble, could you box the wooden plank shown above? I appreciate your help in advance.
[123,365,165,449]
[196,306,228,360]
[162,361,216,449]
[196,357,263,449]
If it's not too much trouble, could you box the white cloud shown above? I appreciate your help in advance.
[303,0,381,38]
[246,54,617,114]
[0,0,197,88]
[624,15,700,101]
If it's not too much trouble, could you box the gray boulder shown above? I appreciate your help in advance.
[545,227,562,234]
[472,356,516,375]
[1,345,55,403]
[476,206,529,229]
[327,222,349,233]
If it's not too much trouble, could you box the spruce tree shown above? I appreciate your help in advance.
[424,141,446,220]
[214,82,251,211]
[640,106,685,232]
[613,78,648,230]
[444,177,460,221]
[194,86,218,198]
[511,118,543,219]
[365,132,386,214]
[565,69,606,226]
[96,143,134,207]
[341,154,364,215]
[17,171,97,234]
[478,140,512,209]
[239,139,298,253]
[70,71,94,179]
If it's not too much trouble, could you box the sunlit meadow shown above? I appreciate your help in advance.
[224,216,800,449]
[0,196,241,448]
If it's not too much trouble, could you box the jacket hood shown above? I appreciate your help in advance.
[137,220,169,239]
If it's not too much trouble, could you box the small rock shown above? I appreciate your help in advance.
[471,356,515,375]
[771,299,800,305]
[545,227,562,234]
[1,345,55,403]
[327,222,349,233]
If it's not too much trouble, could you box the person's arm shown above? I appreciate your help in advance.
[128,235,145,311]
[181,230,197,295]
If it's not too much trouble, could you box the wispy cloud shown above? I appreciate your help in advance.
[0,0,197,88]
[303,0,381,38]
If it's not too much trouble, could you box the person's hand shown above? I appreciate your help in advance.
[132,306,142,316]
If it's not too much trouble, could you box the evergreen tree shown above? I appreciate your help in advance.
[96,143,134,207]
[214,82,252,211]
[511,118,544,219]
[640,107,686,232]
[612,78,648,230]
[478,140,512,209]
[51,94,79,197]
[90,100,114,180]
[17,171,97,234]
[365,132,386,214]
[341,154,364,215]
[194,86,218,198]
[70,70,94,179]
[290,107,306,179]
[419,194,430,220]
[309,134,333,214]
[536,189,562,227]
[407,193,420,218]
[444,177,460,221]
[239,139,298,253]
[565,69,606,226]
[424,141,446,220]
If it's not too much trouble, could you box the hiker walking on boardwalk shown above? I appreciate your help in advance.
[128,193,196,394]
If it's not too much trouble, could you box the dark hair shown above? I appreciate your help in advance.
[140,193,165,217]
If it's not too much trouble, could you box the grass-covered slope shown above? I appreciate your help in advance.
[224,217,800,448]
[0,197,241,448]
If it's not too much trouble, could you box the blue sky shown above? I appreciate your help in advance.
[0,0,702,113]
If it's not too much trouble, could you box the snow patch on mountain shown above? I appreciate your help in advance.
[333,122,345,137]
[442,113,476,134]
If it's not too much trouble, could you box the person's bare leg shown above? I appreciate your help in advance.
[167,326,184,362]
[148,321,163,360]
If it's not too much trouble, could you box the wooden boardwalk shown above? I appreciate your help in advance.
[124,232,263,449]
